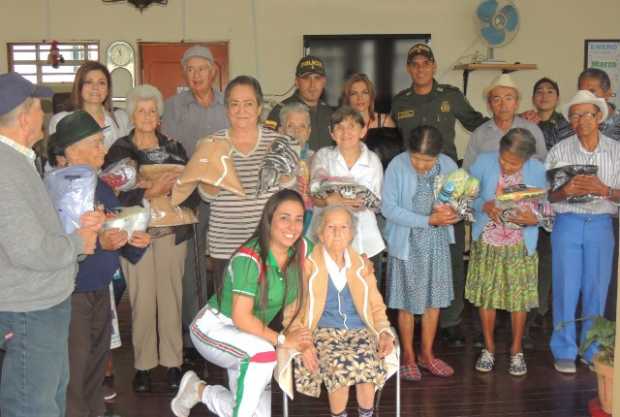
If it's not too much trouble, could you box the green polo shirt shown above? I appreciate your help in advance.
[208,237,313,324]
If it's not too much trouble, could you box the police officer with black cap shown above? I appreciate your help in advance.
[265,55,333,151]
[391,43,488,346]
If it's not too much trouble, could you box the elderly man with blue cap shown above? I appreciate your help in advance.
[0,72,104,417]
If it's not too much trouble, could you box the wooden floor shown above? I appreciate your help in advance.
[106,299,598,417]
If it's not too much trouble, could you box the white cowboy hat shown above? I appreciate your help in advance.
[562,89,608,122]
[483,73,521,100]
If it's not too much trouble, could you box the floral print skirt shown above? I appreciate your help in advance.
[465,240,539,312]
[293,327,386,397]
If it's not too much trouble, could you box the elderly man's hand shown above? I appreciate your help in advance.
[79,210,105,232]
[563,175,602,197]
[77,228,98,255]
[99,228,129,251]
[129,231,151,248]
[377,332,395,358]
[300,346,320,374]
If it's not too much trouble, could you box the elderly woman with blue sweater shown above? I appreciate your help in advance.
[382,126,459,381]
[465,128,546,377]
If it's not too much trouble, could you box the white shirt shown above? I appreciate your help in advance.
[310,143,386,257]
[323,247,352,292]
[48,109,130,150]
[546,133,620,216]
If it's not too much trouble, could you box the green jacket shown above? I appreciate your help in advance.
[265,92,334,151]
[391,80,487,162]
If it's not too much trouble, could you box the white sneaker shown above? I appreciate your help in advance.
[554,359,576,374]
[171,370,203,417]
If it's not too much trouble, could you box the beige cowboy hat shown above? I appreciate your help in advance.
[562,89,609,122]
[483,73,521,100]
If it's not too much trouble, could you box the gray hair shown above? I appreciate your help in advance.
[0,98,35,128]
[499,128,537,160]
[126,84,164,117]
[279,102,310,128]
[312,205,358,243]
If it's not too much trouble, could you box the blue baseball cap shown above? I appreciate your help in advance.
[0,72,53,116]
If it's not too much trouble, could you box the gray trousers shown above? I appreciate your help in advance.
[439,221,466,328]
[182,201,211,346]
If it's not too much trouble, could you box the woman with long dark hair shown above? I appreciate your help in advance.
[171,189,313,417]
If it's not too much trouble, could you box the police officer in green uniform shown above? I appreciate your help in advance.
[391,43,487,346]
[265,55,333,151]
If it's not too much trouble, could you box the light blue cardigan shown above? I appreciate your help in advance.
[382,152,457,260]
[468,151,547,255]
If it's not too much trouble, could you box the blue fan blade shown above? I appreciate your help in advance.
[499,4,519,31]
[481,25,506,45]
[476,0,498,23]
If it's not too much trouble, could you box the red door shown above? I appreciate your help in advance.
[139,42,229,99]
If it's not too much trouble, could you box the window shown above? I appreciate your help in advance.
[8,42,99,84]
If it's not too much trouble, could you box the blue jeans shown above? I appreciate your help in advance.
[0,297,71,417]
[550,213,614,363]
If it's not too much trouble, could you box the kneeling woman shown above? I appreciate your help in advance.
[281,206,396,417]
[171,189,313,417]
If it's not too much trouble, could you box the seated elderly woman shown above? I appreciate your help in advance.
[103,84,198,392]
[279,205,397,417]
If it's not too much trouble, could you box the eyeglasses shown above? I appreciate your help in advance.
[568,111,598,122]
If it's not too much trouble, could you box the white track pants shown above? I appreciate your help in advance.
[190,307,276,417]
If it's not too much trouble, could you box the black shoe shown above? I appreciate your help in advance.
[133,370,151,393]
[167,367,182,392]
[440,326,465,347]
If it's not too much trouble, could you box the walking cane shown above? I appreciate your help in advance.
[192,222,208,378]
[192,223,205,310]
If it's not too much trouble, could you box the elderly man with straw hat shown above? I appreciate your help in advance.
[546,90,620,374]
[463,73,547,170]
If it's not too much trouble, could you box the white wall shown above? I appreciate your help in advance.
[2,0,619,155]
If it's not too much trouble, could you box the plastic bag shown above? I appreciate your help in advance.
[100,157,137,192]
[311,171,381,209]
[256,136,300,196]
[44,165,97,234]
[434,169,480,222]
[547,164,600,203]
[496,184,553,230]
[103,206,150,236]
[139,164,198,227]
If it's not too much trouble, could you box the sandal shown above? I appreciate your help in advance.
[418,358,454,377]
[400,363,422,381]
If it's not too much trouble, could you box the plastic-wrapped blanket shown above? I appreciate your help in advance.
[547,164,600,203]
[103,206,150,236]
[44,165,97,233]
[311,173,381,210]
[256,135,300,196]
[496,184,553,231]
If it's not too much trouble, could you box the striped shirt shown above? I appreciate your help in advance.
[202,126,292,259]
[601,106,620,142]
[546,133,620,215]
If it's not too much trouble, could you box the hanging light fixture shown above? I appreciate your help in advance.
[102,0,168,12]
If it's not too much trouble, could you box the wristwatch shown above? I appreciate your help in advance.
[276,332,286,347]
